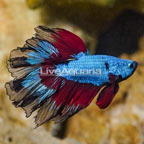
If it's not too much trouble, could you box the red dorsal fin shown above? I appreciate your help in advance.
[34,26,87,62]
[96,83,119,109]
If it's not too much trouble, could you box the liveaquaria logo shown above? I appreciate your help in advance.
[40,68,102,76]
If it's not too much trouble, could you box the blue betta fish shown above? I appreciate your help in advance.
[5,26,138,127]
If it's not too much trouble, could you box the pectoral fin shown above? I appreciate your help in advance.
[96,83,119,109]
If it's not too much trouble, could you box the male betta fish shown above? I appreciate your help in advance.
[5,26,138,127]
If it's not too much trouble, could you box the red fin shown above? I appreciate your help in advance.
[54,28,86,53]
[51,82,102,123]
[35,80,76,126]
[96,84,119,109]
[35,80,102,125]
[35,26,87,62]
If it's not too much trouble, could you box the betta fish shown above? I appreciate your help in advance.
[5,26,138,127]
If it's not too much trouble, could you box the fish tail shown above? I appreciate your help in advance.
[5,26,101,127]
[5,37,60,117]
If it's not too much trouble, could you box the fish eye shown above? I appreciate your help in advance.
[128,63,134,69]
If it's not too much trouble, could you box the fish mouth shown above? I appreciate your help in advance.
[133,61,138,71]
[116,61,138,82]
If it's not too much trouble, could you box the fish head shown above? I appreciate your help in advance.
[108,58,138,83]
[96,58,138,109]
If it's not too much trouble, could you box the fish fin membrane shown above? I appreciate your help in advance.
[5,26,91,127]
[34,26,87,62]
[34,81,101,127]
[96,83,119,109]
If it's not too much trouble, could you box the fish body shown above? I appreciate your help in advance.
[56,54,137,86]
[5,26,137,127]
